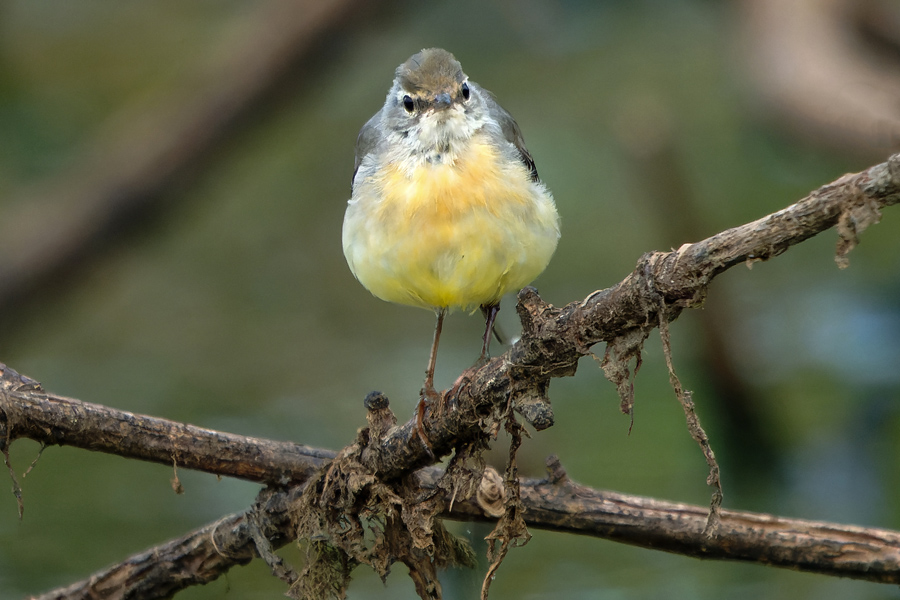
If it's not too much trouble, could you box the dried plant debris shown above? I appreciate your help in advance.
[288,436,479,599]
[0,363,43,519]
[436,439,489,513]
[599,327,649,428]
[476,467,507,518]
[292,540,356,600]
[281,386,538,600]
[657,300,723,535]
[593,271,723,533]
[835,187,882,268]
[480,415,531,600]
[249,500,301,588]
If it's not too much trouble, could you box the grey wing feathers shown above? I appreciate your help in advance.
[475,83,540,182]
[352,112,383,184]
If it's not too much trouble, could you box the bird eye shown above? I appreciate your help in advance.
[402,95,415,113]
[461,82,470,100]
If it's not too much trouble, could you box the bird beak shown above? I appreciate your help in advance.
[434,92,452,109]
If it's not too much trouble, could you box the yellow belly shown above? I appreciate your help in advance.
[342,138,559,310]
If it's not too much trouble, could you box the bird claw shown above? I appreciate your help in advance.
[472,352,491,369]
[415,388,439,458]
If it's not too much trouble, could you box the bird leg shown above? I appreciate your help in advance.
[416,307,446,454]
[478,303,501,364]
[423,307,445,398]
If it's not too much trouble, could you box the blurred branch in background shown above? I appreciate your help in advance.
[740,0,900,158]
[0,0,366,343]
[5,154,900,598]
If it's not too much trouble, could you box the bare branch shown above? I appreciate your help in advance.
[28,486,299,600]
[0,363,330,485]
[32,457,900,599]
[7,154,900,598]
[515,457,900,583]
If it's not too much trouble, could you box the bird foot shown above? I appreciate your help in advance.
[415,386,441,458]
[472,351,491,369]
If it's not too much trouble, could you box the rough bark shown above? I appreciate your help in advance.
[0,367,330,487]
[29,457,900,600]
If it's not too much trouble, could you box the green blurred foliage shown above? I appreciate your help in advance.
[2,0,900,598]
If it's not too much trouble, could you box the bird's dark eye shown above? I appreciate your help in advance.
[461,82,470,100]
[402,95,415,113]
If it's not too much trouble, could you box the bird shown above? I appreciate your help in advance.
[342,48,559,447]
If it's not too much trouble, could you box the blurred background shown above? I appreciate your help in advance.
[2,0,900,598]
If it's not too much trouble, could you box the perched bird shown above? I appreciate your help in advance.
[342,48,559,443]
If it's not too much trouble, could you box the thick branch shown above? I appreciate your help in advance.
[33,458,900,599]
[0,363,330,485]
[361,153,900,478]
[515,458,900,581]
[7,362,900,597]
[7,154,900,598]
[29,486,299,600]
[5,157,899,485]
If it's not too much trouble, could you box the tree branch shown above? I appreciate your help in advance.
[357,153,900,480]
[28,486,299,600]
[30,456,900,600]
[7,153,900,598]
[5,157,898,482]
[515,457,900,582]
[0,364,330,487]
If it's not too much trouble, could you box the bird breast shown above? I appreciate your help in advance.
[343,132,559,310]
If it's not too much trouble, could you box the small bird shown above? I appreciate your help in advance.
[342,48,559,443]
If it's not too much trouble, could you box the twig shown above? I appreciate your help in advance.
[656,296,722,535]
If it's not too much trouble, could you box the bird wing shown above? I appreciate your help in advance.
[352,111,383,184]
[475,83,540,182]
